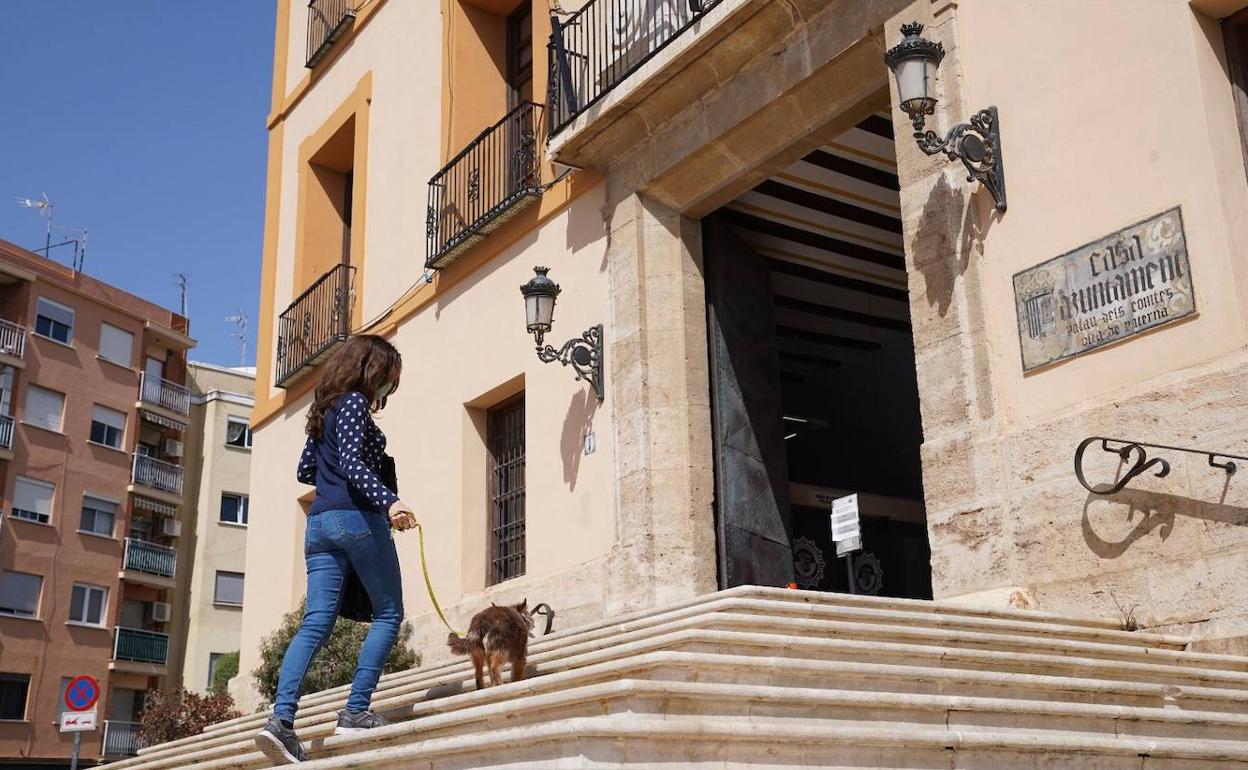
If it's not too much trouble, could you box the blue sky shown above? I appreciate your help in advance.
[0,2,275,366]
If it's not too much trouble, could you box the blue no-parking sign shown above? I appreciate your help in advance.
[63,675,99,712]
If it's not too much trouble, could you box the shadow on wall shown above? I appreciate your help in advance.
[1081,485,1248,560]
[560,388,599,491]
[911,172,1001,318]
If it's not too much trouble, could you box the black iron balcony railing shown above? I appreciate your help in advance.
[306,0,357,68]
[0,414,12,451]
[548,0,721,134]
[276,263,354,387]
[113,627,169,665]
[123,537,177,579]
[102,720,142,757]
[426,102,544,271]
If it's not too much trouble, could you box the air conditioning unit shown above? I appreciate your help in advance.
[161,518,182,538]
[163,439,184,458]
[148,601,172,623]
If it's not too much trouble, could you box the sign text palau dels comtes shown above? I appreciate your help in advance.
[1012,207,1196,371]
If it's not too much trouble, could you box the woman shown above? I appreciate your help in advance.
[255,335,416,765]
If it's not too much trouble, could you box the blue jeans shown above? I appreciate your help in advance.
[273,509,404,721]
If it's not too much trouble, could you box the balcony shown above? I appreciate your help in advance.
[102,720,142,757]
[110,627,169,675]
[426,102,544,271]
[0,414,12,460]
[121,537,177,588]
[548,0,720,135]
[305,0,356,68]
[128,454,184,504]
[0,319,27,367]
[275,263,354,388]
[138,372,191,420]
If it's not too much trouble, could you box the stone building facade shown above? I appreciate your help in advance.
[236,0,1248,711]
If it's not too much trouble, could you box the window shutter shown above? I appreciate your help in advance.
[24,386,65,431]
[99,324,134,365]
[13,478,54,518]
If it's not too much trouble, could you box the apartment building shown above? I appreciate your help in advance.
[144,0,1248,766]
[0,239,194,766]
[168,362,255,696]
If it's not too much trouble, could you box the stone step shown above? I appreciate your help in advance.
[125,606,1235,765]
[114,644,1248,770]
[197,586,1183,742]
[137,712,1248,770]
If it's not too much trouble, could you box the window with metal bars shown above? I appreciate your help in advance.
[487,395,525,584]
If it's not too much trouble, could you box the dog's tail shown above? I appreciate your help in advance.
[446,630,478,656]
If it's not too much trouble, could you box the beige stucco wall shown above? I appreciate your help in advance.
[889,0,1248,641]
[174,363,254,694]
[238,0,615,710]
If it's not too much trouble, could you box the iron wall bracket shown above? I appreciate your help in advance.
[534,324,604,401]
[1074,436,1245,496]
[913,106,1006,212]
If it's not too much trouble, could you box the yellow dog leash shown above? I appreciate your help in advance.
[400,518,461,636]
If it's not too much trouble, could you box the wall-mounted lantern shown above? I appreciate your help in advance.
[520,266,604,401]
[884,22,1007,212]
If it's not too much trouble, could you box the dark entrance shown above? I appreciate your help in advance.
[704,113,932,599]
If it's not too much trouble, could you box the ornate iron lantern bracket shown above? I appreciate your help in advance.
[534,324,604,401]
[1074,436,1245,496]
[914,106,1006,212]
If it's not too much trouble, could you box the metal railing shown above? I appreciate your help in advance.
[426,102,544,270]
[276,263,355,387]
[113,627,170,665]
[0,319,26,359]
[548,0,721,134]
[306,0,357,67]
[139,372,191,416]
[0,414,12,450]
[123,537,177,578]
[102,720,142,757]
[131,454,185,496]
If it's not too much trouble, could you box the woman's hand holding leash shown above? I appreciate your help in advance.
[388,500,417,531]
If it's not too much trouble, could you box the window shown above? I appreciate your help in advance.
[506,3,533,108]
[226,417,252,449]
[12,477,54,524]
[487,395,525,585]
[219,493,249,526]
[80,495,117,537]
[0,674,30,720]
[56,677,73,720]
[208,653,224,688]
[89,405,127,449]
[1228,8,1248,174]
[213,571,244,606]
[99,323,134,366]
[69,583,108,626]
[34,298,74,344]
[0,570,42,618]
[24,384,65,432]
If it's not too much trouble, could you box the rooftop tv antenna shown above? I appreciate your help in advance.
[225,311,249,366]
[16,193,54,254]
[16,194,89,271]
[174,273,189,318]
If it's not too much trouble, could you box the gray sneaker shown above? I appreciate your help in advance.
[255,715,307,764]
[335,709,390,735]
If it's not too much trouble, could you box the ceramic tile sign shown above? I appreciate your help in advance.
[1013,207,1195,371]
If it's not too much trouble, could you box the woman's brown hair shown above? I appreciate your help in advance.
[305,334,402,439]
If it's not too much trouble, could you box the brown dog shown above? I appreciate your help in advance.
[447,600,533,690]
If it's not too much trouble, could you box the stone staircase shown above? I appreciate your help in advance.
[113,586,1248,769]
